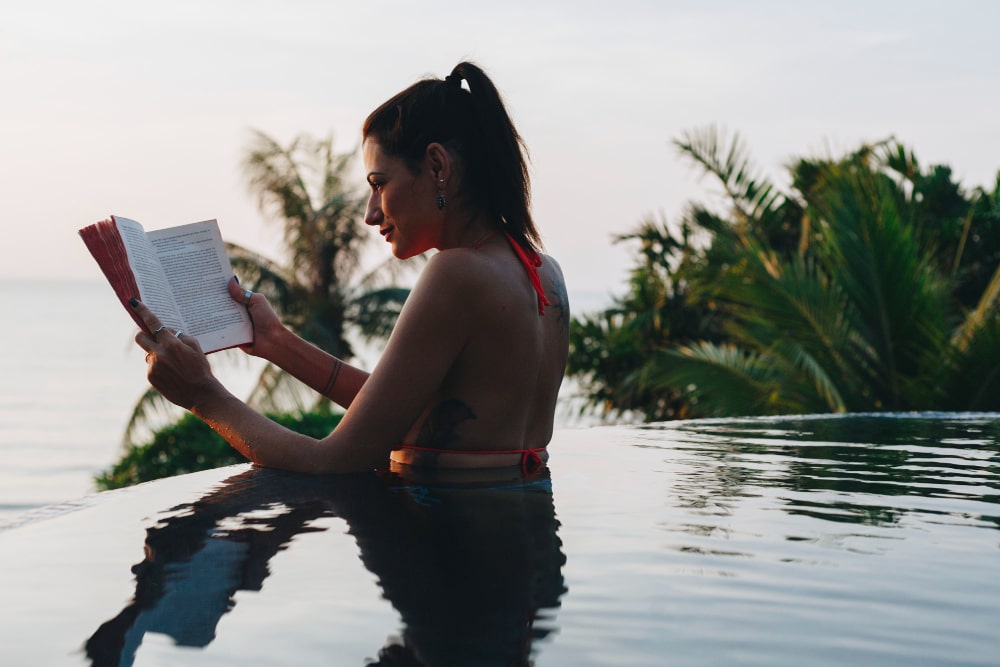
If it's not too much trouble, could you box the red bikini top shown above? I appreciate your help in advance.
[503,232,551,315]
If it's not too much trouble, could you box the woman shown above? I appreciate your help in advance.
[132,62,570,475]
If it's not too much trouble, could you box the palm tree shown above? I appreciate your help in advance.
[567,215,721,420]
[123,130,414,445]
[569,127,1000,419]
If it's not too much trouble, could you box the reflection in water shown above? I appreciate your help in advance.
[84,467,566,667]
[661,414,1000,531]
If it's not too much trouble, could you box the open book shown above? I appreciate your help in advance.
[79,216,253,353]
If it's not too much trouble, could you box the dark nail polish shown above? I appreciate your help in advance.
[129,298,139,308]
[234,275,240,284]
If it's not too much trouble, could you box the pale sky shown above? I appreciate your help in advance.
[2,0,999,299]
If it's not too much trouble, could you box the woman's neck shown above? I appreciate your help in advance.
[439,211,498,250]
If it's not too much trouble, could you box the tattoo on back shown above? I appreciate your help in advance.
[415,399,477,446]
[549,276,571,333]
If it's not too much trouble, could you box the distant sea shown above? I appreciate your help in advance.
[0,279,614,526]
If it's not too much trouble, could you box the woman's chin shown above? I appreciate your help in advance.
[392,242,425,261]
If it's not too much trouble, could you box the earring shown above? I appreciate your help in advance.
[436,178,446,210]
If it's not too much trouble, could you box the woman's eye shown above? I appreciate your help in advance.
[369,181,384,193]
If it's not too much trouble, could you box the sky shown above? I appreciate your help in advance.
[2,0,999,301]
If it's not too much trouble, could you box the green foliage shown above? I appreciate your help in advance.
[96,409,343,490]
[568,215,723,420]
[569,128,1000,420]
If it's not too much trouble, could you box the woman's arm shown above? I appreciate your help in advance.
[255,325,369,409]
[227,279,367,409]
[133,253,480,474]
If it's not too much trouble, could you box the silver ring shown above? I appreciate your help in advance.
[174,330,184,337]
[242,289,253,306]
[153,325,168,335]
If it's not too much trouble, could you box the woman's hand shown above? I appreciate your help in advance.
[131,300,222,410]
[228,278,286,361]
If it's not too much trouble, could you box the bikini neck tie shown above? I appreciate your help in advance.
[504,232,551,315]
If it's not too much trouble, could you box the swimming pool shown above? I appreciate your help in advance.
[1,413,997,665]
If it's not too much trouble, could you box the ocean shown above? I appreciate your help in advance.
[0,279,611,525]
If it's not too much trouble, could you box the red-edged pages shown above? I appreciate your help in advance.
[79,216,253,353]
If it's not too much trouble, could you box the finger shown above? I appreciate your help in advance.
[228,278,254,307]
[129,298,165,335]
[176,332,205,354]
[228,276,243,301]
[135,329,156,352]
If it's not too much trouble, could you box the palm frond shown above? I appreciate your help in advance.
[952,260,1000,352]
[877,139,918,185]
[673,125,784,228]
[640,342,785,418]
[723,255,852,371]
[806,160,950,406]
[942,312,1000,411]
[226,242,295,284]
[767,339,847,413]
[244,362,317,415]
[243,131,369,295]
[226,242,304,315]
[122,386,184,447]
[243,130,317,234]
[346,288,411,342]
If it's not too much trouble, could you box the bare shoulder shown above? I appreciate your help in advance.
[411,245,569,326]
[541,253,571,331]
[424,246,492,272]
[540,252,566,284]
[401,249,498,322]
[417,248,494,293]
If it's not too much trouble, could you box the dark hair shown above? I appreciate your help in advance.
[362,61,541,252]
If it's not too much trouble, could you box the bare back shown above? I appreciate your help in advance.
[390,233,569,466]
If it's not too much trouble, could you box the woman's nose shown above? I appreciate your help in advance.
[364,194,382,226]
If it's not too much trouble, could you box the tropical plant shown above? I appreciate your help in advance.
[97,408,343,490]
[123,130,415,445]
[569,126,1000,420]
[567,215,722,420]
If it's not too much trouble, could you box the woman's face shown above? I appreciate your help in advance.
[363,139,439,259]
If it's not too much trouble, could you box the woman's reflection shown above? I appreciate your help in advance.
[84,465,567,666]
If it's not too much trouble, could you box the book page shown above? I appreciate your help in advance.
[113,217,186,332]
[147,219,252,353]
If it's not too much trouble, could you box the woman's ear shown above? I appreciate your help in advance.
[425,142,452,185]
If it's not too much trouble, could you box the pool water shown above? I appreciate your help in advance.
[0,413,997,666]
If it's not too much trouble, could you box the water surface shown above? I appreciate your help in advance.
[0,413,997,666]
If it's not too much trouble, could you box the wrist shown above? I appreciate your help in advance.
[189,377,232,417]
[321,357,343,397]
[256,322,292,362]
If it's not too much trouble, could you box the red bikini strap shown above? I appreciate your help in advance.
[520,449,544,475]
[399,444,546,474]
[504,232,552,315]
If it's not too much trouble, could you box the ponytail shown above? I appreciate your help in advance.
[362,62,541,252]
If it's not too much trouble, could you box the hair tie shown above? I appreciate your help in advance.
[444,73,462,88]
